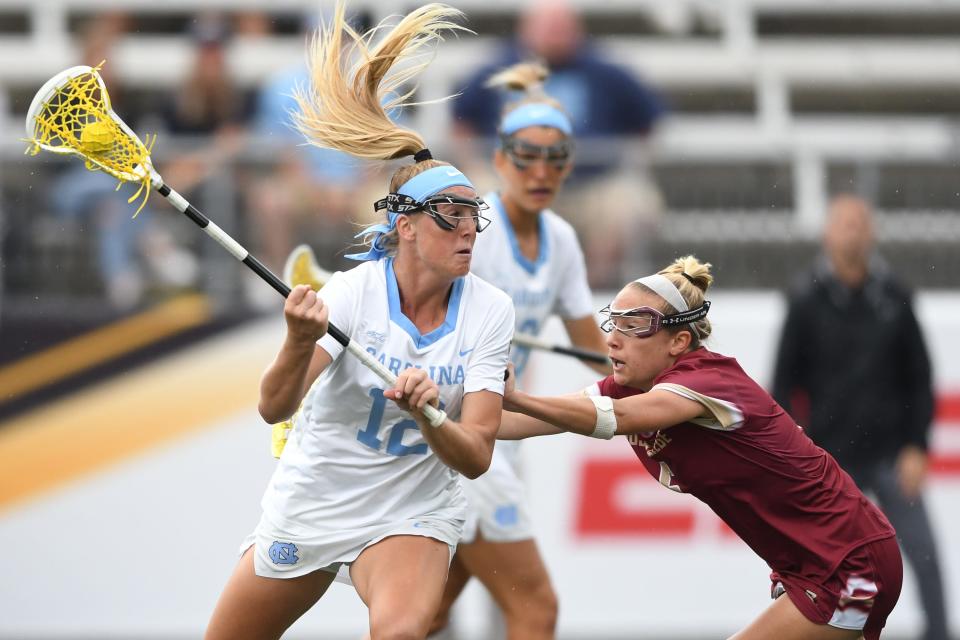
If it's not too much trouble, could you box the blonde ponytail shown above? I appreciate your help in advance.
[293,2,466,164]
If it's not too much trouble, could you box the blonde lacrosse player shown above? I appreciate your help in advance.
[498,256,903,640]
[429,63,609,640]
[204,5,514,639]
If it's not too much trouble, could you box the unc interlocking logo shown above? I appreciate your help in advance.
[268,541,300,565]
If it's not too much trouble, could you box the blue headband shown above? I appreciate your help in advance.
[501,103,573,136]
[347,164,474,261]
[397,165,474,201]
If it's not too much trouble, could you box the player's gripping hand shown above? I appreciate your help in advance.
[284,284,329,345]
[384,367,440,414]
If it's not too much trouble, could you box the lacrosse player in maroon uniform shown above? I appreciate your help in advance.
[499,255,903,640]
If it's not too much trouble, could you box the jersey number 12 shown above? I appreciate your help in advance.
[356,388,441,456]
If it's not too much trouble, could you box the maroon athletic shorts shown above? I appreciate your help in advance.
[771,536,903,639]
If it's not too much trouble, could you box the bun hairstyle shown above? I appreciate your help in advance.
[292,2,466,191]
[632,255,713,346]
[485,61,566,119]
[661,255,713,298]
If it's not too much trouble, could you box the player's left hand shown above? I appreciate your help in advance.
[384,367,439,414]
[896,445,928,500]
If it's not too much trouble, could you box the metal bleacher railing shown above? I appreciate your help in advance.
[3,0,960,323]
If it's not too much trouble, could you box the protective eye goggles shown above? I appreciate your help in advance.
[599,301,711,339]
[375,193,492,232]
[499,134,573,171]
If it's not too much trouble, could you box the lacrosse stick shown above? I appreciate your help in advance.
[24,64,447,428]
[287,243,609,366]
[511,333,609,365]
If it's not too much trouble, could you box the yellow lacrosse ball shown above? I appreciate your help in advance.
[79,120,114,153]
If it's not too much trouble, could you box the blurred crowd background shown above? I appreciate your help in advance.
[3,0,960,348]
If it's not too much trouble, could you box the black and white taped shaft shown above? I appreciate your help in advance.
[152,181,446,428]
[512,333,610,365]
[156,182,290,299]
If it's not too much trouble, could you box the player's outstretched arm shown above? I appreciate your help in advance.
[505,389,706,437]
[498,410,565,440]
[259,285,333,423]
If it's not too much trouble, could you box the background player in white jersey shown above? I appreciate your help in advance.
[430,63,609,640]
[205,6,514,640]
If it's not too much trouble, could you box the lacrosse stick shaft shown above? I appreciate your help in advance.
[512,333,609,365]
[155,182,447,428]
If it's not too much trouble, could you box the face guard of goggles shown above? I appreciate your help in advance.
[599,300,711,339]
[374,193,492,232]
[499,134,573,171]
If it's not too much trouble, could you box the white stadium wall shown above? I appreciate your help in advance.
[0,292,958,639]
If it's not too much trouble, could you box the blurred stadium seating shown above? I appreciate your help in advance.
[3,0,960,318]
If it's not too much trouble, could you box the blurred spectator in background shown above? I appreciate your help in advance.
[453,0,664,149]
[159,13,252,137]
[244,11,368,290]
[50,17,197,311]
[772,194,949,640]
[452,0,667,285]
[232,11,270,38]
[152,13,250,219]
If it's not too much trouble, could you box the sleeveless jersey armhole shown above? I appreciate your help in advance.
[651,382,745,431]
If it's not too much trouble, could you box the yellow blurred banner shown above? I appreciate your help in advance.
[0,294,211,402]
[0,314,279,512]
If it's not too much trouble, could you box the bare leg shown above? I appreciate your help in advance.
[351,535,452,640]
[205,547,337,640]
[428,551,472,636]
[456,534,557,640]
[730,592,862,640]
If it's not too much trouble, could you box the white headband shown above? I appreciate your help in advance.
[634,274,688,312]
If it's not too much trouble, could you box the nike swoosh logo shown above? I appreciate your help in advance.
[459,348,474,357]
[445,169,462,177]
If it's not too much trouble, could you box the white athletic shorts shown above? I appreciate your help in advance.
[459,441,533,544]
[239,509,462,584]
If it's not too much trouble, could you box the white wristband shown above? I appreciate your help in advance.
[587,395,617,439]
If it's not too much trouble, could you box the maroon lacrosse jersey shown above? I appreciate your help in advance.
[596,348,895,583]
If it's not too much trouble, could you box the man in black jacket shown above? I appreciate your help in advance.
[772,194,948,640]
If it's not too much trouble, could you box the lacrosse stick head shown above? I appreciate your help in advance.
[25,62,158,212]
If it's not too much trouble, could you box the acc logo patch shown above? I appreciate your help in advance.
[268,541,300,565]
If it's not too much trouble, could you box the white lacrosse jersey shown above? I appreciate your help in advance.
[259,258,514,552]
[471,191,594,377]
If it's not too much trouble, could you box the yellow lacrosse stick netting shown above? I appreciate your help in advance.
[25,62,157,214]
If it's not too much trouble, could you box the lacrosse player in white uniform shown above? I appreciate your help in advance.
[205,6,514,640]
[429,63,609,640]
